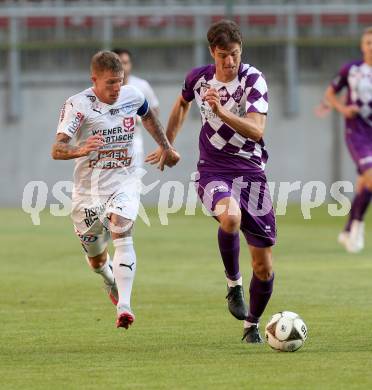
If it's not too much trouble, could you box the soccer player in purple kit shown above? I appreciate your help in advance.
[147,20,276,343]
[325,27,372,253]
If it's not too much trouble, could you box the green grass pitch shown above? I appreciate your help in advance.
[1,206,372,389]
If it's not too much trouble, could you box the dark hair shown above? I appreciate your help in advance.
[91,50,123,74]
[112,48,133,60]
[207,19,242,50]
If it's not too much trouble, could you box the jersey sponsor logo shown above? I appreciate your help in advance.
[110,108,120,116]
[92,127,134,143]
[77,233,99,244]
[83,205,105,228]
[200,82,211,99]
[59,102,66,123]
[218,87,229,105]
[67,112,84,135]
[86,94,96,102]
[119,103,137,114]
[123,117,135,132]
[200,104,217,120]
[211,185,229,194]
[89,148,132,169]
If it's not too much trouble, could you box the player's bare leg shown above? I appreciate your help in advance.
[216,197,248,320]
[242,246,274,344]
[86,248,118,305]
[109,213,136,329]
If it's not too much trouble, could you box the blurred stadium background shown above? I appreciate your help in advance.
[2,2,372,389]
[2,0,372,206]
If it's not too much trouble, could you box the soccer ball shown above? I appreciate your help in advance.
[265,311,308,352]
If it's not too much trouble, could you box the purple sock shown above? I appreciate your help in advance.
[345,190,372,231]
[354,189,372,220]
[217,227,240,281]
[246,272,274,323]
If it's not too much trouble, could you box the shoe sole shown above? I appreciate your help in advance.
[116,312,135,329]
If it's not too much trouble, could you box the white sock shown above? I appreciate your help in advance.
[244,320,258,329]
[227,276,242,288]
[86,254,114,285]
[113,237,136,313]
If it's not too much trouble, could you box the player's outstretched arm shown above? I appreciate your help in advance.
[145,95,190,166]
[51,133,104,160]
[324,86,359,119]
[141,108,180,171]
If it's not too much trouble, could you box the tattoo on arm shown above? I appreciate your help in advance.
[51,133,82,160]
[142,108,170,149]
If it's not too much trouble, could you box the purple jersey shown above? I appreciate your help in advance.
[331,60,372,134]
[182,63,269,174]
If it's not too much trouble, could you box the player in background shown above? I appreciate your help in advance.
[113,48,160,168]
[51,51,179,329]
[324,27,372,253]
[147,20,276,343]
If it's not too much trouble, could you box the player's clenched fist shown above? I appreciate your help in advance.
[160,148,180,170]
[204,88,221,114]
[80,134,105,156]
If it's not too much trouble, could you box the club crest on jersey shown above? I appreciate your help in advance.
[200,82,211,98]
[123,117,135,132]
[232,85,244,102]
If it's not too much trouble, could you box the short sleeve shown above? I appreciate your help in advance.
[181,70,197,102]
[331,63,350,93]
[245,73,269,114]
[56,99,85,137]
[137,99,149,117]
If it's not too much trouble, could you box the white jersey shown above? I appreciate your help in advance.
[57,85,149,197]
[127,75,159,167]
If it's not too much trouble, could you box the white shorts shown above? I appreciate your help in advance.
[74,226,111,257]
[72,184,140,256]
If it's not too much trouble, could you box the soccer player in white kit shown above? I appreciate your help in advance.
[51,51,179,329]
[113,48,160,169]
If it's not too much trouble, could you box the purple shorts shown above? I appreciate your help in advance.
[346,129,372,174]
[195,171,276,248]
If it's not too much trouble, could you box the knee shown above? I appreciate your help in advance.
[252,254,273,280]
[88,252,107,269]
[362,171,372,192]
[220,214,241,233]
[364,179,372,192]
[109,214,134,239]
[253,264,272,280]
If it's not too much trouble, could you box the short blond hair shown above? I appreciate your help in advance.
[90,50,123,74]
